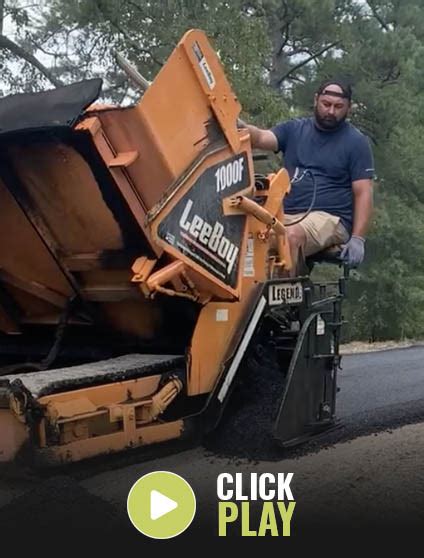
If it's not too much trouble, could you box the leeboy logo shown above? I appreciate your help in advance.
[158,153,250,287]
[179,200,239,275]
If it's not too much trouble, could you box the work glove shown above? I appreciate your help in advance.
[340,235,365,268]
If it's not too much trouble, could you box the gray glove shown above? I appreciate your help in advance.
[340,235,365,267]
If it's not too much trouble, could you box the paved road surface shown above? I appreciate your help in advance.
[1,347,424,542]
[338,346,424,417]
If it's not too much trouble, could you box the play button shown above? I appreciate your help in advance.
[127,471,196,539]
[150,489,178,520]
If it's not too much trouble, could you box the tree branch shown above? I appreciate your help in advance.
[0,34,63,87]
[277,23,291,55]
[365,0,390,31]
[109,20,164,67]
[91,0,164,68]
[378,65,400,87]
[29,39,60,58]
[0,0,4,35]
[286,46,316,58]
[277,41,341,85]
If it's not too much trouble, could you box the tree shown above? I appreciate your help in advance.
[0,1,289,120]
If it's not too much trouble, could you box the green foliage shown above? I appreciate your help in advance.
[46,0,290,117]
[344,193,424,341]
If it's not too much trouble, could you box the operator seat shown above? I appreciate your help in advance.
[306,245,343,265]
[305,245,351,279]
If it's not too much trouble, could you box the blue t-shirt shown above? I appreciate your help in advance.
[271,117,374,233]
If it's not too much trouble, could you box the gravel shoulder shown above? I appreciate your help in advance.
[341,339,424,355]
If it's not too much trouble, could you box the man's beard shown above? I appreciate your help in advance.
[314,108,347,130]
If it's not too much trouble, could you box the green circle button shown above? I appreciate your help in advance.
[127,471,196,539]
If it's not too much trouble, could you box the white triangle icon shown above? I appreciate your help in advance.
[150,489,178,520]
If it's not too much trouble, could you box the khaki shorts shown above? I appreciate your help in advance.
[284,211,350,257]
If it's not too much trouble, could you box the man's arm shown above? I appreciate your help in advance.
[238,119,279,151]
[351,179,374,238]
[340,178,373,267]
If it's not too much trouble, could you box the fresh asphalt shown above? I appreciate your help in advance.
[284,345,424,455]
[338,346,424,418]
[329,346,424,448]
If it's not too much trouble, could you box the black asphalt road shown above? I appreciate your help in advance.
[203,345,424,460]
[323,346,424,451]
[338,346,424,417]
[285,345,424,455]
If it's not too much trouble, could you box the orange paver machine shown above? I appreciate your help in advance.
[0,30,346,465]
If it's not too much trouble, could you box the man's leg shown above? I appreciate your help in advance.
[284,211,349,275]
[285,223,307,277]
[299,212,349,257]
[268,215,307,277]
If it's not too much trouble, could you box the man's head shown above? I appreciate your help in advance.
[314,79,352,130]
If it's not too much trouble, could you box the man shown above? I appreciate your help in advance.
[241,79,374,273]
